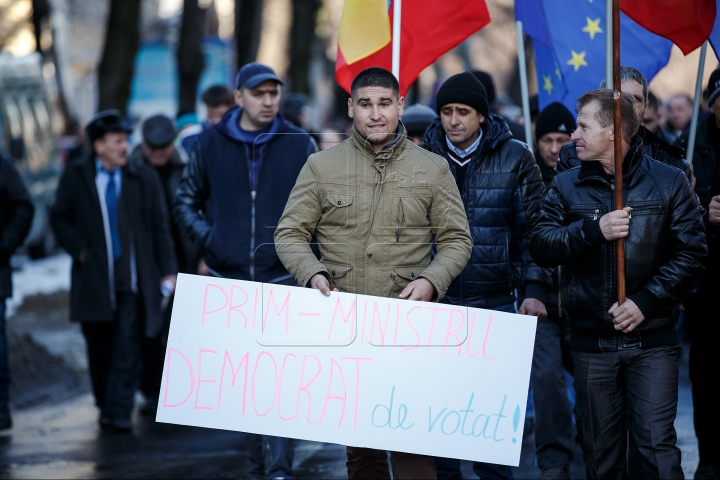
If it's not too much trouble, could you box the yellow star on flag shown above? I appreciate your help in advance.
[543,76,554,95]
[582,17,603,40]
[555,62,562,80]
[567,50,588,72]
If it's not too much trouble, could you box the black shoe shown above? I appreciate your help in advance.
[99,414,113,430]
[540,465,570,479]
[112,417,132,433]
[695,464,720,480]
[139,396,158,416]
[0,405,12,430]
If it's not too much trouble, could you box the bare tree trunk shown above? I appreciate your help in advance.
[97,0,142,115]
[234,0,263,69]
[288,0,319,94]
[177,0,206,116]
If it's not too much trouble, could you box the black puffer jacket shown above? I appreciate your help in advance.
[423,114,550,308]
[530,137,707,352]
[556,125,691,180]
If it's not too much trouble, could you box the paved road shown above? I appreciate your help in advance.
[0,256,701,479]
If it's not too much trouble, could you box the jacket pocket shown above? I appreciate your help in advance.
[320,191,356,236]
[390,265,425,298]
[324,262,353,293]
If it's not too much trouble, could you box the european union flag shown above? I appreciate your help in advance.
[710,0,720,61]
[517,0,673,114]
[515,0,568,110]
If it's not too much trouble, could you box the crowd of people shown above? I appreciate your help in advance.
[0,59,718,480]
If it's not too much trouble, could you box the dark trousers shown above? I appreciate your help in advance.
[684,279,720,469]
[247,434,296,480]
[346,446,437,480]
[530,316,575,470]
[0,298,8,406]
[435,302,516,480]
[81,292,141,421]
[573,346,683,479]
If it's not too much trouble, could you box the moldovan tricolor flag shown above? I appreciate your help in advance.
[621,0,716,54]
[335,0,491,96]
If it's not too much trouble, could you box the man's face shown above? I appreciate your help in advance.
[537,132,571,167]
[440,103,484,150]
[207,104,232,125]
[235,80,281,130]
[710,99,720,128]
[622,80,647,122]
[667,95,693,132]
[348,86,404,150]
[142,141,174,167]
[95,132,129,169]
[570,102,612,162]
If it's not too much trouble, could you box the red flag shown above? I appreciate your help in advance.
[621,0,716,55]
[335,0,491,96]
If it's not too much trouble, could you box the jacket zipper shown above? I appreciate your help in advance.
[593,209,599,220]
[505,233,512,295]
[396,198,404,242]
[250,189,256,280]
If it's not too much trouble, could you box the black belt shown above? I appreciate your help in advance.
[598,335,642,351]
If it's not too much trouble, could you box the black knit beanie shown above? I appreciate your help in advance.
[535,102,576,141]
[436,72,489,118]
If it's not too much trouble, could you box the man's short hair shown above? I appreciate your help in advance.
[576,89,639,144]
[201,85,234,107]
[350,67,399,99]
[599,66,648,103]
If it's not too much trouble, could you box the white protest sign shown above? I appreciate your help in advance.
[157,274,536,466]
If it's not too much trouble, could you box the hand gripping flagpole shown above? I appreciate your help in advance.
[611,0,626,304]
[516,21,534,151]
[687,42,708,167]
[392,0,402,82]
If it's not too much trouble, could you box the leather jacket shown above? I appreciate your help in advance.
[530,137,707,352]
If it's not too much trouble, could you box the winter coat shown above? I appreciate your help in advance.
[274,124,472,300]
[50,157,177,336]
[530,137,707,352]
[173,107,316,282]
[422,114,551,308]
[679,113,720,274]
[0,155,34,299]
[129,145,200,274]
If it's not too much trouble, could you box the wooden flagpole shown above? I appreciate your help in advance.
[612,0,626,304]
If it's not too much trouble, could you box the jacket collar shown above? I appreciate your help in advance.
[350,122,407,162]
[576,135,644,184]
[423,113,513,160]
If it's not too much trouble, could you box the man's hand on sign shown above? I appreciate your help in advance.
[309,273,338,297]
[519,298,547,323]
[398,278,436,302]
[609,298,645,333]
[600,207,632,241]
[709,195,720,226]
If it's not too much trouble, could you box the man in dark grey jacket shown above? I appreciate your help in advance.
[0,154,34,429]
[51,111,177,433]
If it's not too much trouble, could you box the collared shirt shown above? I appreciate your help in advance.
[445,129,483,164]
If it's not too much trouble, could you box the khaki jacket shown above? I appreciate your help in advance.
[274,125,472,300]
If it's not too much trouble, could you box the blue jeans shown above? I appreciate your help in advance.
[435,302,516,480]
[573,346,683,479]
[248,434,295,479]
[0,299,8,406]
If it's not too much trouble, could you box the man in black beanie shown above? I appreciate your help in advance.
[424,72,550,480]
[530,101,576,479]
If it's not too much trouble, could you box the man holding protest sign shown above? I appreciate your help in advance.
[530,90,706,478]
[275,67,472,479]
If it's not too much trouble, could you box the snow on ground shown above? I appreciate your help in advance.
[7,253,71,317]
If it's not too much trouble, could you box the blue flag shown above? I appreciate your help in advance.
[517,0,673,115]
[710,0,720,62]
[515,0,568,110]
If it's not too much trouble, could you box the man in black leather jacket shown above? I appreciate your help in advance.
[530,90,706,479]
[556,66,691,183]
